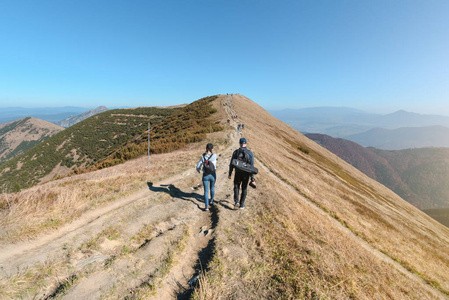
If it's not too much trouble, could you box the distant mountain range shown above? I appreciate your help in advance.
[270,107,449,135]
[0,106,89,125]
[271,107,449,150]
[346,125,449,150]
[0,117,63,164]
[55,106,109,128]
[306,133,449,209]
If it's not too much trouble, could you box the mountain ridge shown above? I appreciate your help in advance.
[0,117,63,165]
[347,125,449,150]
[0,96,221,192]
[271,106,449,141]
[56,106,109,128]
[0,106,90,125]
[0,95,448,298]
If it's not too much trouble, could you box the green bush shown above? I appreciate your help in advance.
[0,96,223,192]
[90,95,223,171]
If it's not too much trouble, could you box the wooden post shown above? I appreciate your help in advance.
[148,122,150,169]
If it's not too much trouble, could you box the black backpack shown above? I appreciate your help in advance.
[237,148,250,164]
[203,154,216,175]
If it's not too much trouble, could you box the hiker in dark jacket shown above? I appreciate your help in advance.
[228,138,256,209]
[196,143,217,211]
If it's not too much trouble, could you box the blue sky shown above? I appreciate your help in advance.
[1,1,448,115]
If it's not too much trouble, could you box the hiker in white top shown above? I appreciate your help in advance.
[196,143,217,211]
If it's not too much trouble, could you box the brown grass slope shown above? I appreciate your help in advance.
[195,95,449,299]
[0,95,448,299]
[0,117,63,164]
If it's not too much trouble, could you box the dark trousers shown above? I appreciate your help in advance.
[234,171,250,206]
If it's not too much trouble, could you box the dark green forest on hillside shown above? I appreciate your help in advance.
[0,96,222,193]
[91,95,223,170]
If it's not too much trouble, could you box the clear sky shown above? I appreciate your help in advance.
[1,1,448,115]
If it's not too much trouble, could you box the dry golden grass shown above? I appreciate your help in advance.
[193,94,449,299]
[0,128,231,243]
[194,172,435,299]
[0,106,226,298]
[0,255,75,299]
[2,95,448,299]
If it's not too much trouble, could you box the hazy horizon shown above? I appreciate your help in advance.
[1,1,448,115]
[2,102,449,118]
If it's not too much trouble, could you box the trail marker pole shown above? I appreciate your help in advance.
[148,122,150,169]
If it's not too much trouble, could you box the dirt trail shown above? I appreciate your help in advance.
[59,98,243,299]
[0,171,192,276]
[3,95,444,299]
[149,101,247,298]
[0,107,240,299]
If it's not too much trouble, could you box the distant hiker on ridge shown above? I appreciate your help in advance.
[229,138,257,210]
[196,143,217,211]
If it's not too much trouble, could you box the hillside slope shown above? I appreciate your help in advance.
[195,95,449,298]
[306,133,449,210]
[0,96,221,193]
[0,117,63,165]
[0,95,448,299]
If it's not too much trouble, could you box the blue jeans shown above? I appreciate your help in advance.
[202,173,216,208]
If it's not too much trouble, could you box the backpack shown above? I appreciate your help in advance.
[231,148,258,175]
[237,148,250,163]
[203,154,216,175]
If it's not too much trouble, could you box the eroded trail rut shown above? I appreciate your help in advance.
[56,147,235,300]
[0,130,238,300]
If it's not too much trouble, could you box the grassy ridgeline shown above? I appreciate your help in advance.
[0,96,222,192]
[92,95,223,170]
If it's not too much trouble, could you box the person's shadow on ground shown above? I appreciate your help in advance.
[218,199,236,211]
[147,182,235,212]
[147,182,203,206]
